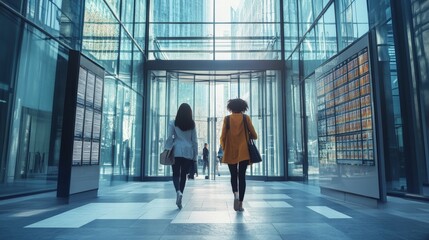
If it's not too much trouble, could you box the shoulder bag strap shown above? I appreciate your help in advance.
[243,114,250,143]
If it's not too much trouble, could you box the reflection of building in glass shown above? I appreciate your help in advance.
[230,0,280,60]
[151,1,211,60]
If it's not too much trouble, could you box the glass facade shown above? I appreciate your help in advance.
[285,52,303,177]
[411,0,429,193]
[373,20,406,193]
[1,0,429,200]
[0,4,69,197]
[25,0,84,49]
[0,0,145,198]
[149,0,281,60]
[82,0,145,183]
[337,0,369,50]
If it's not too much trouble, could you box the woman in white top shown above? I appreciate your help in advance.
[164,103,198,209]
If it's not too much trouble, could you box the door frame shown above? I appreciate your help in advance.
[144,66,286,180]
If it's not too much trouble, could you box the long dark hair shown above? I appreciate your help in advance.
[175,103,195,131]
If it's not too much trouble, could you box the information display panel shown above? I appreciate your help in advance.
[74,105,84,138]
[84,108,93,139]
[77,67,87,104]
[92,112,101,140]
[86,72,95,107]
[94,77,103,110]
[72,140,83,165]
[72,65,103,166]
[316,47,375,166]
[91,141,100,165]
[82,140,91,165]
[315,35,380,200]
[58,51,105,199]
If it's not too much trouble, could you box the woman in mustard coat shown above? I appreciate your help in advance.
[220,98,258,211]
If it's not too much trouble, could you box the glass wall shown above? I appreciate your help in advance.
[305,74,319,183]
[283,0,428,199]
[82,0,145,182]
[374,20,406,192]
[337,0,369,51]
[285,52,303,177]
[0,4,69,198]
[411,0,429,190]
[149,0,213,60]
[299,0,331,38]
[146,70,283,178]
[285,1,341,179]
[134,0,147,49]
[0,0,84,50]
[149,0,281,60]
[283,0,299,59]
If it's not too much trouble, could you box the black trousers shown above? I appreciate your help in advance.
[202,159,209,174]
[172,157,193,193]
[228,160,249,201]
[188,160,198,178]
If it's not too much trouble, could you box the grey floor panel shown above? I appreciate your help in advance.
[0,180,428,239]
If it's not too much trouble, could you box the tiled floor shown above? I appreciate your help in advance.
[1,179,429,239]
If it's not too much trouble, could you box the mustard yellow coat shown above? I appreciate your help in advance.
[219,113,258,164]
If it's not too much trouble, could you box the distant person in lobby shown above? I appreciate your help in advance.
[165,103,198,209]
[216,146,223,176]
[220,98,258,212]
[202,143,209,175]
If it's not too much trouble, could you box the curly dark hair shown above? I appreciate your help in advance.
[227,98,248,113]
[175,103,195,131]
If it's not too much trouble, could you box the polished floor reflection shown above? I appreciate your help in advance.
[1,180,428,239]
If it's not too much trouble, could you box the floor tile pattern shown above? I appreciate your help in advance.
[0,180,428,239]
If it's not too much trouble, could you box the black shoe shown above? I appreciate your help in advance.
[176,192,183,209]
